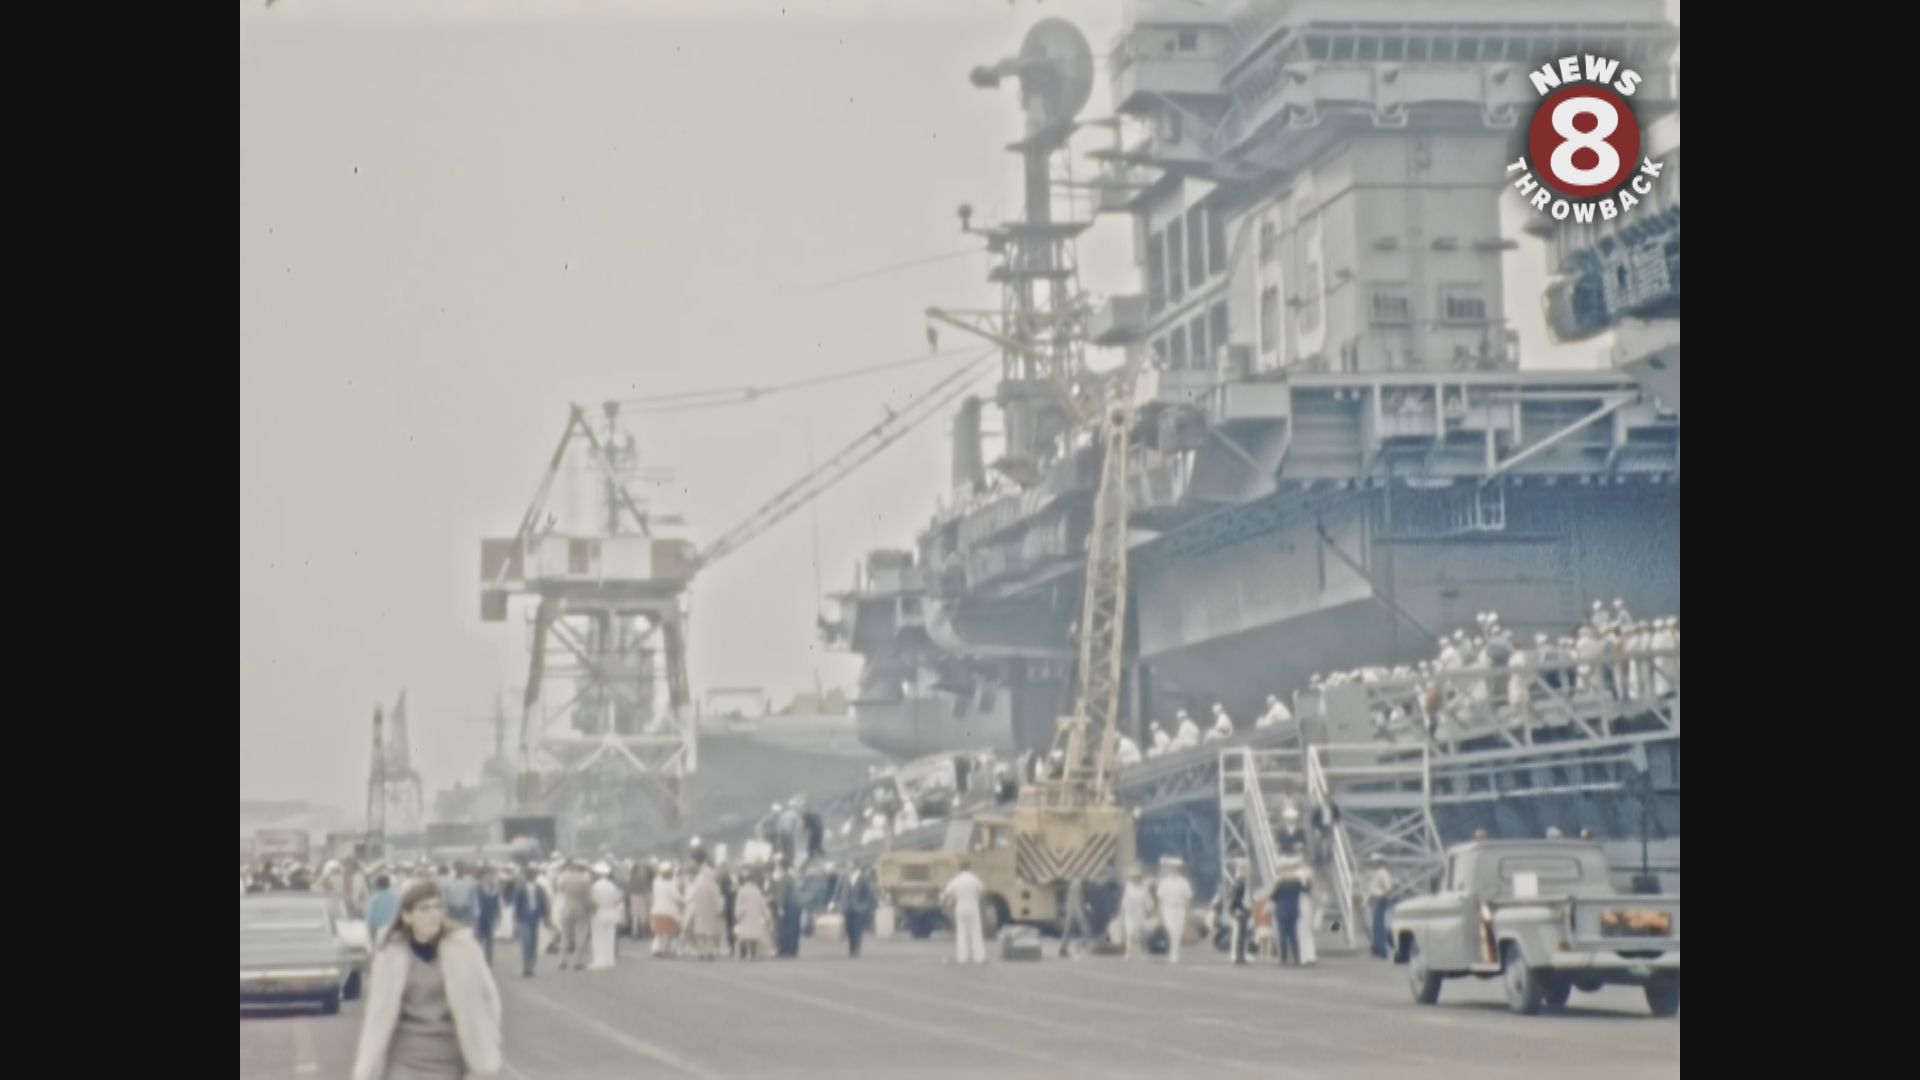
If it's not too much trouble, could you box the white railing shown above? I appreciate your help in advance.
[1218,746,1298,898]
[1304,643,1681,753]
[1305,746,1359,948]
[1243,751,1284,891]
[1307,742,1437,949]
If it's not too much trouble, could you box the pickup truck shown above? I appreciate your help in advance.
[1388,840,1679,1017]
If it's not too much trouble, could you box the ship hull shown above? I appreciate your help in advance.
[692,721,883,819]
[1137,484,1680,724]
[857,483,1679,754]
[852,691,1014,759]
[506,716,886,856]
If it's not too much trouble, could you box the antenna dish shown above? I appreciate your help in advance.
[1018,18,1094,128]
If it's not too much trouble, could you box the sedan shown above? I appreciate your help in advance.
[240,894,365,1015]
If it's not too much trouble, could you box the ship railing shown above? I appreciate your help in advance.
[1296,644,1679,757]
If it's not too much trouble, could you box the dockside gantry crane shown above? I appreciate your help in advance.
[481,356,992,847]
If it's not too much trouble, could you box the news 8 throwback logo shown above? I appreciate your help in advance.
[1507,54,1665,224]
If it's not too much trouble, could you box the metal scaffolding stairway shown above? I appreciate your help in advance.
[1290,643,1680,946]
[1305,743,1447,949]
[1218,747,1305,896]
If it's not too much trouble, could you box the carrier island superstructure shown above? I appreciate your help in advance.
[825,0,1680,808]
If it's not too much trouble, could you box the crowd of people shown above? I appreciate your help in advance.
[1093,600,1682,766]
[244,835,1456,1078]
[835,755,1005,850]
[1120,700,1250,765]
[240,602,1683,1078]
[638,848,881,964]
[247,839,887,979]
[247,840,897,1076]
[308,842,1395,1079]
[843,617,1656,830]
[1288,601,1680,743]
[931,839,1396,972]
[938,848,1375,969]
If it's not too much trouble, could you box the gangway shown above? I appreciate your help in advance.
[1307,647,1680,754]
[1305,743,1447,949]
[1292,640,1679,945]
[1218,747,1304,893]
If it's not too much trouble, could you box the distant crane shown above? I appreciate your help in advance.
[364,687,426,849]
[364,691,426,855]
[481,352,994,843]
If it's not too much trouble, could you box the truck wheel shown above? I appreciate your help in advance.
[1502,944,1545,1015]
[981,898,1005,940]
[1407,941,1443,1006]
[1544,978,1573,1010]
[343,971,363,1002]
[318,990,342,1017]
[1644,976,1680,1018]
[907,914,936,940]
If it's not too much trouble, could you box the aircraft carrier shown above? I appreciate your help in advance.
[462,1,1680,867]
[826,0,1680,770]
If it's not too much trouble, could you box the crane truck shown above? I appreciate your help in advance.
[879,373,1141,938]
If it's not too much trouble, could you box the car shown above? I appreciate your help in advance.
[1387,839,1680,1017]
[326,896,373,963]
[240,894,367,1015]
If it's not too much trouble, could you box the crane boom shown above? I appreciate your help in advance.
[1053,362,1140,804]
[695,353,993,570]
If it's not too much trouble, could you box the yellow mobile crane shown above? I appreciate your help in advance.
[1006,369,1141,909]
[879,368,1140,938]
[875,16,1139,938]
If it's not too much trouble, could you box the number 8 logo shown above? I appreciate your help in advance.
[1550,98,1620,187]
[1528,83,1640,199]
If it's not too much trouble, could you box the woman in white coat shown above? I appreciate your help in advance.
[685,864,725,960]
[353,881,502,1080]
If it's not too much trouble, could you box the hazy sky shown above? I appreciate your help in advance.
[240,0,1669,809]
